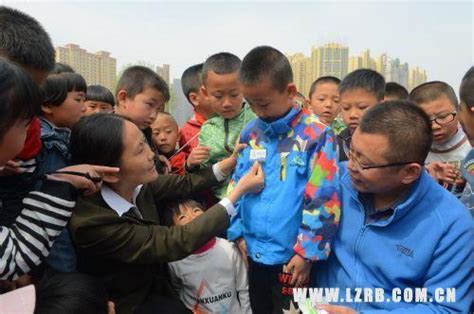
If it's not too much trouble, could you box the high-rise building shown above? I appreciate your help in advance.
[156,64,170,85]
[317,43,349,79]
[348,56,363,73]
[287,53,312,96]
[55,44,117,92]
[409,67,428,91]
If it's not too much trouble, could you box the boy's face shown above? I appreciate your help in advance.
[84,100,114,116]
[117,87,166,130]
[0,119,29,166]
[340,88,379,134]
[458,101,474,146]
[152,114,180,155]
[173,205,204,226]
[243,78,296,121]
[309,82,341,125]
[418,95,458,144]
[202,71,243,119]
[43,90,86,129]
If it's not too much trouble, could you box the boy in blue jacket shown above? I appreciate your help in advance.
[317,101,473,314]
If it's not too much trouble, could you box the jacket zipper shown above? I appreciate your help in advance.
[224,119,233,153]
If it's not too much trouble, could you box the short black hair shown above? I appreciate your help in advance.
[202,52,241,84]
[181,63,203,104]
[460,67,474,109]
[0,6,55,71]
[50,62,75,74]
[309,76,341,99]
[409,81,458,109]
[162,199,204,227]
[40,74,69,107]
[384,82,408,100]
[339,69,385,101]
[71,114,130,167]
[0,58,40,142]
[86,85,115,106]
[63,72,87,93]
[116,66,170,102]
[359,100,432,164]
[35,272,109,314]
[239,46,293,92]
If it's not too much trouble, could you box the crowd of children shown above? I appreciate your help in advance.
[0,5,472,314]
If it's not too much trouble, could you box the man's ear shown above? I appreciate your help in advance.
[116,90,128,108]
[287,83,297,98]
[401,163,422,185]
[189,92,199,108]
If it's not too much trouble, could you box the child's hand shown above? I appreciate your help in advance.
[218,142,248,176]
[426,162,456,184]
[236,161,265,194]
[236,237,248,269]
[285,254,311,287]
[158,155,172,174]
[187,146,210,169]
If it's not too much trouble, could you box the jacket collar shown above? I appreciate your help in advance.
[101,184,144,217]
[256,103,302,138]
[40,117,71,141]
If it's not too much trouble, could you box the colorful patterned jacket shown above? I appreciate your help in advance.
[227,103,340,265]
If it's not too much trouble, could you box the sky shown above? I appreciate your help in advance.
[2,0,473,90]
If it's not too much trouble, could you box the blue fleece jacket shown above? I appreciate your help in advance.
[316,164,473,313]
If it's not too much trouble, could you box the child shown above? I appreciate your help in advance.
[458,67,474,215]
[198,52,257,199]
[0,6,56,227]
[308,76,346,135]
[115,65,170,173]
[165,199,251,314]
[337,69,385,161]
[84,85,115,115]
[38,72,87,273]
[152,112,187,175]
[384,81,408,101]
[228,46,340,313]
[410,81,471,197]
[179,63,214,158]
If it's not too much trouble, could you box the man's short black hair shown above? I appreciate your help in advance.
[0,6,55,71]
[460,67,474,109]
[202,52,241,84]
[239,46,293,92]
[409,81,458,109]
[308,76,341,99]
[0,58,40,141]
[115,66,170,102]
[339,69,385,101]
[50,62,75,74]
[181,63,203,104]
[384,82,408,100]
[359,100,432,164]
[86,85,115,106]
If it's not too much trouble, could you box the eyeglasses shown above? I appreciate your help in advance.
[429,112,457,126]
[348,149,421,171]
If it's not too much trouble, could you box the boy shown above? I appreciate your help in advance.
[316,101,472,314]
[0,6,56,226]
[115,66,170,173]
[337,69,385,161]
[308,76,345,135]
[84,85,115,115]
[198,52,257,199]
[179,64,214,158]
[228,46,340,313]
[410,81,471,196]
[152,112,187,175]
[165,199,251,313]
[384,81,409,101]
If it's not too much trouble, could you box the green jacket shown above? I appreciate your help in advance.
[69,167,229,314]
[199,104,256,199]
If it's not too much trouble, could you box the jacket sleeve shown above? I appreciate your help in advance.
[0,179,75,280]
[293,128,341,261]
[148,166,219,201]
[226,145,246,241]
[70,202,230,264]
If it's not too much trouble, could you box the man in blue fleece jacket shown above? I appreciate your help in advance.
[316,101,473,314]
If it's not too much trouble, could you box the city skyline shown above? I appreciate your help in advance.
[4,1,471,94]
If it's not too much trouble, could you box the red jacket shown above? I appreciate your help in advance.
[169,151,186,175]
[179,113,207,158]
[18,117,42,160]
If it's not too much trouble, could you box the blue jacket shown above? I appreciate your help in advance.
[227,104,340,265]
[316,165,473,313]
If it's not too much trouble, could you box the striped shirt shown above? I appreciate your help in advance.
[0,179,75,280]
